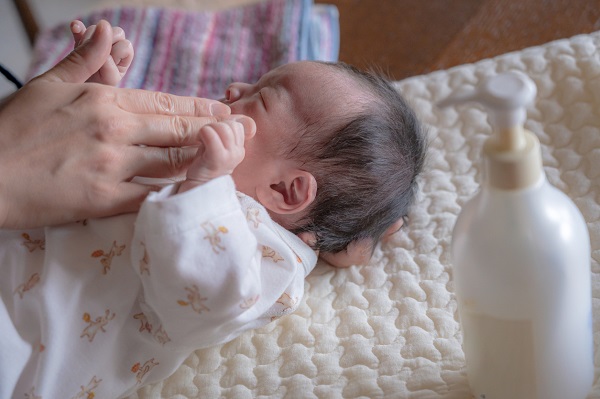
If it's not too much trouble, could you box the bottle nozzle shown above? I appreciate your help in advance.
[438,71,537,149]
[438,71,542,190]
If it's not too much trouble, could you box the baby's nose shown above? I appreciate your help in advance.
[225,87,239,102]
[225,84,246,103]
[225,82,253,103]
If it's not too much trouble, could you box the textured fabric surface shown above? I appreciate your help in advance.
[124,31,600,398]
[26,0,339,99]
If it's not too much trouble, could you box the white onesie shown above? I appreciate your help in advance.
[0,176,317,398]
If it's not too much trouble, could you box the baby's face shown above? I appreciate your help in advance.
[223,61,346,199]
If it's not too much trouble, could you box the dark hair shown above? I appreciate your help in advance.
[289,62,427,253]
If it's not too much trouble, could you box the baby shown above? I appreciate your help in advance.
[0,20,427,398]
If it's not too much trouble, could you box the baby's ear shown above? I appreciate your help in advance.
[257,170,317,215]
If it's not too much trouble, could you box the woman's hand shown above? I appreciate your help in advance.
[0,20,235,229]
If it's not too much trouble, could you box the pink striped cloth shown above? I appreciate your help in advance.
[27,0,339,100]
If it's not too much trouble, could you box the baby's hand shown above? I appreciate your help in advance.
[178,117,256,193]
[70,20,134,86]
[304,218,405,268]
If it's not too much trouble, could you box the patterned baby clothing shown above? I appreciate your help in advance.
[0,176,317,398]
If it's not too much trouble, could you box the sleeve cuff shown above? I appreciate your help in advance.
[137,176,240,236]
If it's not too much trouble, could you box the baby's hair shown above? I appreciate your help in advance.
[290,61,428,253]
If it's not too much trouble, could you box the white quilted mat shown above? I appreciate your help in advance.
[128,31,600,399]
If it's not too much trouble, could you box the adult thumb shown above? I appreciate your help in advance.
[37,20,113,83]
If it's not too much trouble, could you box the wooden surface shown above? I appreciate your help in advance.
[318,0,600,80]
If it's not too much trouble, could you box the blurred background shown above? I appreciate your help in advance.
[2,0,599,97]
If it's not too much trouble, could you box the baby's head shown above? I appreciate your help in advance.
[224,61,427,253]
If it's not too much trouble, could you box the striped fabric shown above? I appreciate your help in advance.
[27,0,339,100]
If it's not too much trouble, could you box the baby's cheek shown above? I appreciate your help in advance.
[230,99,261,119]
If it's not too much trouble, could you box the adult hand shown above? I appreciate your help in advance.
[0,20,243,229]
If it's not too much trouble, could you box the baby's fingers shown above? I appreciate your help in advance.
[227,118,255,146]
[111,26,126,43]
[111,40,134,72]
[71,20,126,47]
[227,115,256,141]
[201,120,244,153]
[70,20,89,46]
[94,56,122,86]
[183,119,252,186]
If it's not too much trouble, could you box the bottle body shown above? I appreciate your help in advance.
[452,175,593,399]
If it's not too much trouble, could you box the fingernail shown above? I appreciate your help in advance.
[234,115,256,137]
[210,102,231,116]
[71,21,83,34]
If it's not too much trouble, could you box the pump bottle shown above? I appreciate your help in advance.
[439,72,594,399]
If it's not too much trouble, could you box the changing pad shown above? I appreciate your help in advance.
[121,31,600,398]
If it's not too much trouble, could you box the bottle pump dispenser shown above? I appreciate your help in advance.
[440,72,593,399]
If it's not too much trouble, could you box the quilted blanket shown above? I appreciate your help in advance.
[123,31,600,398]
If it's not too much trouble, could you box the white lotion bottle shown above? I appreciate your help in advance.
[439,72,594,399]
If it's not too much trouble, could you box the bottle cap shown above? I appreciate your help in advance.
[438,72,542,190]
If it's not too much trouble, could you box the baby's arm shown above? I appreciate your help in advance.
[70,20,134,86]
[178,118,256,194]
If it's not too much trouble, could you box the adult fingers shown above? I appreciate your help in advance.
[115,87,231,117]
[225,119,253,147]
[124,145,199,179]
[38,20,113,84]
[238,115,256,139]
[125,114,254,147]
[99,181,159,217]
